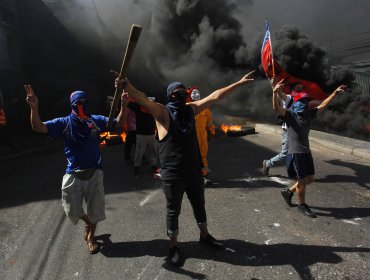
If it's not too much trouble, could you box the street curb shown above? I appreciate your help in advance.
[256,123,370,161]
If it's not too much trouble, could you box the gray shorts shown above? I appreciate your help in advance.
[61,169,106,225]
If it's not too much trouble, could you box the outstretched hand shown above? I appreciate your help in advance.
[114,77,123,88]
[115,76,135,94]
[24,85,38,109]
[239,70,255,84]
[333,85,347,94]
[272,79,285,93]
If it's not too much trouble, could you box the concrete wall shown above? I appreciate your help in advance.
[0,0,111,130]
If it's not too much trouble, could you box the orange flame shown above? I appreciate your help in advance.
[221,124,242,134]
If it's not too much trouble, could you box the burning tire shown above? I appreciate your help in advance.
[105,136,123,146]
[226,126,255,137]
[99,132,126,146]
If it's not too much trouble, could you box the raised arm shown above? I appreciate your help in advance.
[25,85,48,133]
[272,79,286,116]
[271,77,288,101]
[116,78,168,125]
[114,91,129,131]
[316,85,347,111]
[277,90,288,101]
[189,70,255,115]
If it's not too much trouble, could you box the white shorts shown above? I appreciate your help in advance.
[61,169,106,225]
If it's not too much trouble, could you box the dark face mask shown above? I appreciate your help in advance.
[168,89,187,108]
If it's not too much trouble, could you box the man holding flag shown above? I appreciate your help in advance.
[261,20,326,176]
[262,20,347,217]
[272,79,346,217]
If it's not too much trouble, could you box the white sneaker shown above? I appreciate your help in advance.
[203,176,211,185]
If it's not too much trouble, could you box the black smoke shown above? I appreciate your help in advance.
[313,68,369,139]
[19,0,369,139]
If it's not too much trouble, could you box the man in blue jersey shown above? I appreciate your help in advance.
[25,85,128,254]
[115,71,254,266]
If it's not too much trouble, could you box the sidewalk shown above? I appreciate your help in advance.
[256,123,370,161]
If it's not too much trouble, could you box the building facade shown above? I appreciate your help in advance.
[0,0,21,107]
[331,61,370,95]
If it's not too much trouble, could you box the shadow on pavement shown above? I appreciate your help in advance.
[96,235,370,280]
[161,262,207,280]
[207,178,286,189]
[310,206,370,219]
[316,159,370,190]
[204,135,291,189]
[0,134,275,209]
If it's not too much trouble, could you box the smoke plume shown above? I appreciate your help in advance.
[27,0,369,139]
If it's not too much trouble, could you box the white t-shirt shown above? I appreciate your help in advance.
[282,95,293,130]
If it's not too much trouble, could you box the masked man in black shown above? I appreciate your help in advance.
[116,71,254,266]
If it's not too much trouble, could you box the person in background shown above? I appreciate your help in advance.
[25,85,128,254]
[188,86,216,185]
[124,100,137,161]
[262,82,297,175]
[128,99,159,176]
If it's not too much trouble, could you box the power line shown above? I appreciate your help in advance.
[329,30,370,42]
[331,48,370,56]
[333,38,370,46]
[91,0,107,36]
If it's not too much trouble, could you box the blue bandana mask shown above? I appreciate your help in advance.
[68,90,96,143]
[70,91,89,119]
[292,99,309,114]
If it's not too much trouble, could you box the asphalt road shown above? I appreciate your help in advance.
[1,127,369,280]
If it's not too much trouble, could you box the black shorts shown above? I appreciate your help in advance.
[286,153,315,179]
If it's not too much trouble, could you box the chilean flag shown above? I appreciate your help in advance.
[273,62,328,100]
[261,20,328,100]
[261,19,274,77]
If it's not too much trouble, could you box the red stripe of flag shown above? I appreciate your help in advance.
[261,20,328,100]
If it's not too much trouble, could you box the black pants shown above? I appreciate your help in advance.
[124,130,136,159]
[161,179,207,237]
